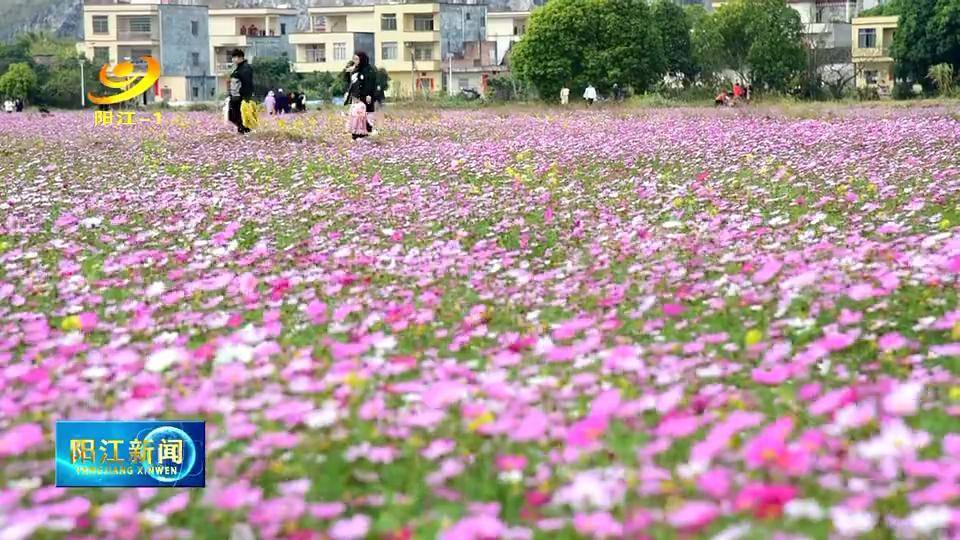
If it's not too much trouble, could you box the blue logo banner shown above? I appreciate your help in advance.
[55,421,205,488]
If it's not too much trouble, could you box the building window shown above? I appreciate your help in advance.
[93,46,109,64]
[192,87,199,98]
[281,23,287,35]
[333,42,347,61]
[413,15,434,32]
[191,52,200,66]
[304,44,326,63]
[92,16,108,34]
[858,28,876,48]
[865,70,878,85]
[466,13,471,20]
[129,16,152,34]
[413,44,433,61]
[191,20,198,36]
[381,14,397,31]
[381,41,397,60]
[312,16,326,32]
[458,78,470,89]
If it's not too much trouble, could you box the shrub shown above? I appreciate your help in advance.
[891,81,915,100]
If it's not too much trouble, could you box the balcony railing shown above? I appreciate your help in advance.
[853,46,892,59]
[118,30,158,41]
[216,62,235,73]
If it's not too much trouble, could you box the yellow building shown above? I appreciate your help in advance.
[208,7,298,96]
[81,0,215,104]
[293,0,486,98]
[852,15,898,90]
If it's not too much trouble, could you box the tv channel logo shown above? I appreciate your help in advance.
[55,421,205,488]
[88,55,161,106]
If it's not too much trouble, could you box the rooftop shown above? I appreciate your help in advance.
[84,0,208,5]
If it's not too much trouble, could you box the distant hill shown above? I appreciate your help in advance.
[0,0,83,42]
[0,0,544,43]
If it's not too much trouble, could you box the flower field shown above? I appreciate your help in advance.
[2,107,960,539]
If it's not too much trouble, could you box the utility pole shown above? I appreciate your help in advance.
[448,53,453,96]
[79,58,86,107]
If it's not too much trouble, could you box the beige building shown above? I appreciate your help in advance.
[81,0,215,104]
[208,7,298,96]
[292,0,486,98]
[290,6,376,77]
[486,10,528,65]
[852,15,898,90]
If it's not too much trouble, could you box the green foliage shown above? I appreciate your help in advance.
[692,0,805,93]
[860,0,903,17]
[651,0,696,84]
[300,71,341,101]
[250,54,299,99]
[39,59,100,108]
[928,62,955,94]
[890,0,960,91]
[511,0,666,100]
[486,73,533,101]
[0,40,29,75]
[892,80,917,99]
[0,62,37,100]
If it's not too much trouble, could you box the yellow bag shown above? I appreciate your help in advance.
[240,100,260,130]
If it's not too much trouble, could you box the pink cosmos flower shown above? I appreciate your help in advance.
[329,514,371,540]
[572,512,623,538]
[566,415,609,448]
[882,382,923,416]
[0,423,44,457]
[496,454,527,471]
[668,501,719,533]
[735,483,798,519]
[305,299,328,324]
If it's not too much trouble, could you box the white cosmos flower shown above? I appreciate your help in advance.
[145,348,183,372]
[906,506,951,535]
[784,499,825,521]
[831,507,875,537]
[145,281,166,298]
[214,343,254,365]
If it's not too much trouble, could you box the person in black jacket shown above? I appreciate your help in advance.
[227,48,254,134]
[344,51,377,139]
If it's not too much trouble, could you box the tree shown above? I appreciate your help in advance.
[692,0,805,93]
[0,41,29,75]
[890,0,940,91]
[651,0,696,84]
[39,57,100,109]
[0,62,38,100]
[251,54,298,99]
[511,0,665,100]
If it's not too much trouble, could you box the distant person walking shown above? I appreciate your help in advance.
[344,51,377,140]
[583,84,597,106]
[560,86,570,105]
[14,98,23,112]
[275,89,287,115]
[227,48,254,134]
[3,100,13,113]
[264,90,276,115]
